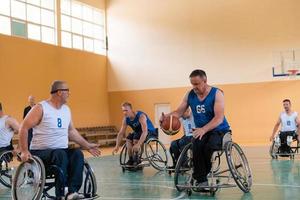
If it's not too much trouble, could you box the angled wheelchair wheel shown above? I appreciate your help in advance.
[225,142,252,193]
[269,141,278,159]
[12,156,45,200]
[119,144,128,166]
[174,143,193,192]
[0,150,15,188]
[78,161,98,199]
[145,138,168,171]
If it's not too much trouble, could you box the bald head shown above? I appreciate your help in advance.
[50,80,67,94]
[28,95,35,106]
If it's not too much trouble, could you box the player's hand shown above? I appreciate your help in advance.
[133,143,141,152]
[87,143,101,157]
[192,128,207,140]
[112,146,119,155]
[20,150,32,162]
[269,136,274,142]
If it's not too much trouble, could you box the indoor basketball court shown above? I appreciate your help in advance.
[1,0,300,200]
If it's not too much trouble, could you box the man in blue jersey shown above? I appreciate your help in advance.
[112,102,157,166]
[161,69,230,188]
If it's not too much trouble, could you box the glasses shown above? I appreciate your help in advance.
[51,88,69,94]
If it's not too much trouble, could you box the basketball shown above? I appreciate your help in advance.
[160,115,181,135]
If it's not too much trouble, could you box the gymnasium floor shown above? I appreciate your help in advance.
[1,145,300,199]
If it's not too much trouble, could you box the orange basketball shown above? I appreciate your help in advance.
[161,115,181,135]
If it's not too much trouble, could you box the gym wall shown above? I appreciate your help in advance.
[0,0,108,127]
[106,0,300,144]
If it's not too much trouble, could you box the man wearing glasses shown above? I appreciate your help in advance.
[19,80,101,200]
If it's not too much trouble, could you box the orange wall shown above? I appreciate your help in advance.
[0,35,109,127]
[109,80,300,145]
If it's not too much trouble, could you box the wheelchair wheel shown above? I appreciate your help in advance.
[0,150,15,188]
[119,144,128,166]
[78,161,98,198]
[225,142,252,193]
[174,143,193,192]
[145,138,168,171]
[269,141,278,159]
[12,156,45,200]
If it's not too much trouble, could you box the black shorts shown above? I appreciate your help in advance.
[126,130,158,141]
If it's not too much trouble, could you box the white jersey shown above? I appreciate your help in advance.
[30,101,71,150]
[0,115,14,148]
[180,115,195,137]
[280,111,298,132]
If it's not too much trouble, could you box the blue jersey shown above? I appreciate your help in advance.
[187,87,230,132]
[126,111,156,133]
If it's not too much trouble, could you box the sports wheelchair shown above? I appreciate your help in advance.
[174,132,252,196]
[119,129,168,172]
[0,150,17,188]
[269,131,299,159]
[11,155,98,200]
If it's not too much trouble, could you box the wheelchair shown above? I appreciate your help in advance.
[0,150,17,188]
[119,130,168,172]
[269,131,299,159]
[174,132,252,196]
[11,155,98,200]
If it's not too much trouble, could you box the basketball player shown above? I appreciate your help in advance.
[19,80,101,200]
[168,107,194,169]
[0,102,19,153]
[112,102,157,166]
[270,99,300,152]
[161,69,230,188]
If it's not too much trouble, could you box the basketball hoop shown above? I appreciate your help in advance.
[287,69,299,79]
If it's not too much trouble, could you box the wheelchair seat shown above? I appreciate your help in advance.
[12,156,98,200]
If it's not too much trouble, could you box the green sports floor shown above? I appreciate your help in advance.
[1,146,300,200]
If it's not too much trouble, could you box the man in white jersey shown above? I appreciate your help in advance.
[270,99,300,152]
[0,102,20,153]
[168,107,194,169]
[19,81,101,200]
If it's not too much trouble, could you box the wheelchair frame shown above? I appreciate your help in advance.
[269,132,299,159]
[174,133,252,196]
[12,155,98,200]
[119,137,168,172]
[0,150,15,188]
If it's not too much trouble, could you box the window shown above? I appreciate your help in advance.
[0,0,106,55]
[60,0,106,55]
[0,0,57,45]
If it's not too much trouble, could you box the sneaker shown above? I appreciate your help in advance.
[193,181,209,192]
[166,165,175,170]
[125,159,134,166]
[66,192,84,200]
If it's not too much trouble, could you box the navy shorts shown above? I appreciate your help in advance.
[127,129,158,141]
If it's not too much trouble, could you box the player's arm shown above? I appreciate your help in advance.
[112,118,127,154]
[68,121,100,157]
[137,114,148,146]
[19,104,43,161]
[295,115,300,140]
[160,91,189,121]
[6,116,20,134]
[270,117,281,141]
[201,89,225,133]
